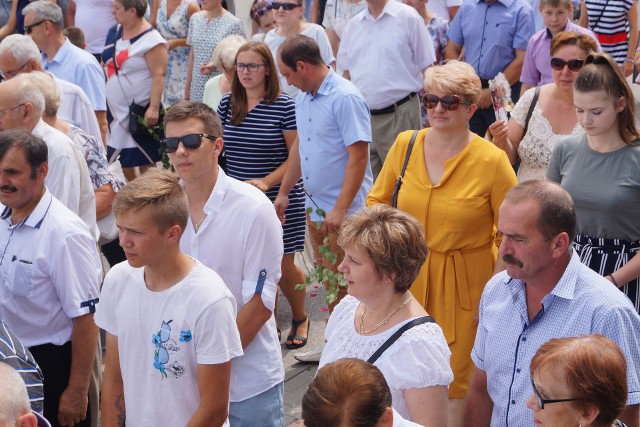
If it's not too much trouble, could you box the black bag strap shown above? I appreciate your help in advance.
[523,85,540,137]
[588,0,612,33]
[391,130,419,208]
[366,316,435,364]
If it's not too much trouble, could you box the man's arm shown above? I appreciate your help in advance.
[186,362,232,427]
[58,314,99,427]
[101,333,125,427]
[95,111,108,150]
[502,49,527,87]
[236,296,272,349]
[445,40,463,61]
[618,405,639,427]
[274,137,301,221]
[463,368,493,427]
[322,141,368,234]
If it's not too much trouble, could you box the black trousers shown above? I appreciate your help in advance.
[29,342,91,427]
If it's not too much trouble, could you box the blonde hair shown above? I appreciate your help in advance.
[423,60,482,104]
[113,169,189,233]
[212,34,246,71]
[22,71,61,117]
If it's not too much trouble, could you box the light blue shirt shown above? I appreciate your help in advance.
[295,68,373,221]
[447,0,535,80]
[42,38,107,111]
[472,251,640,427]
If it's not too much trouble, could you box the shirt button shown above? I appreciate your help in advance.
[305,157,308,160]
[308,118,311,122]
[516,368,521,373]
[511,400,516,405]
[307,137,310,141]
[522,337,527,342]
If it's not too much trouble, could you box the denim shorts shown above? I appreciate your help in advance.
[229,381,284,427]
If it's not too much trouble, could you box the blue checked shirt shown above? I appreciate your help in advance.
[472,251,640,426]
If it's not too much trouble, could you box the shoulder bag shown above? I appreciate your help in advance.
[390,130,419,208]
[367,316,435,364]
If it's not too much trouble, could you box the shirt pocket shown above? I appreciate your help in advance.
[494,19,516,49]
[443,196,491,232]
[5,260,34,298]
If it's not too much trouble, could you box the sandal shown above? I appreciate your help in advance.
[286,317,310,349]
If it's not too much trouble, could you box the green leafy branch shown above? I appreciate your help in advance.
[295,207,347,306]
[134,110,173,170]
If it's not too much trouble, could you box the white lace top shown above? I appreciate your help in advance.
[511,87,583,183]
[319,296,453,421]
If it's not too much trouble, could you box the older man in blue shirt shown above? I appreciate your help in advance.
[445,0,534,138]
[464,180,640,427]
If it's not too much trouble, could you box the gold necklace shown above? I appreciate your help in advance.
[359,295,414,335]
[192,214,207,232]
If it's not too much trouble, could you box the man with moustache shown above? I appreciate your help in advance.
[464,180,640,426]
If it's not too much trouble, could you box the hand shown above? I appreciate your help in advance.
[144,107,159,126]
[200,62,216,75]
[58,385,88,427]
[477,88,492,109]
[274,193,289,224]
[246,179,270,192]
[321,208,347,235]
[167,39,178,50]
[622,60,635,77]
[488,120,508,145]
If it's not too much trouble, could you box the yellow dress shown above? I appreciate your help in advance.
[367,129,517,398]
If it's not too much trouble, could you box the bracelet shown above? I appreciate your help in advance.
[625,57,635,63]
[608,273,619,286]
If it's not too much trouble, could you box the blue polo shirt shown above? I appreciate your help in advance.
[448,0,534,80]
[472,252,640,426]
[295,68,373,221]
[42,39,107,111]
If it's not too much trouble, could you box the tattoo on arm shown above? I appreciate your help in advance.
[115,393,126,427]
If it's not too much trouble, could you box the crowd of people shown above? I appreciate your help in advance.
[0,0,639,426]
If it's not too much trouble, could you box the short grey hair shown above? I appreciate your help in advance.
[0,34,43,67]
[22,0,64,29]
[13,74,45,117]
[23,71,60,117]
[116,0,148,17]
[0,362,31,424]
[212,35,246,71]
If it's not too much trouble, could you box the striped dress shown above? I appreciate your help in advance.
[218,93,306,253]
[585,0,634,65]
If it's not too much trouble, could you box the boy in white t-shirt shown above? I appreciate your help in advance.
[95,169,243,427]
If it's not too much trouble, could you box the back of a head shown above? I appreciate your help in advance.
[9,74,46,120]
[530,334,627,425]
[0,35,43,68]
[0,361,31,425]
[302,358,391,427]
[22,71,61,118]
[277,34,324,71]
[62,27,86,50]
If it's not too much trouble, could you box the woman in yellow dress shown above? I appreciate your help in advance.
[367,60,517,426]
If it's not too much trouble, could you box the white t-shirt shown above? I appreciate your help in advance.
[426,0,462,22]
[75,0,116,54]
[265,24,335,97]
[179,168,284,402]
[319,296,453,421]
[95,260,243,427]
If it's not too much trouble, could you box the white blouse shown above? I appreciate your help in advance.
[319,296,454,421]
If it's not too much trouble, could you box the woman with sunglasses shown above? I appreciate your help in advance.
[367,60,516,427]
[264,0,334,96]
[489,31,598,182]
[527,334,629,427]
[217,41,309,349]
[185,0,245,102]
[250,0,277,41]
[547,52,640,315]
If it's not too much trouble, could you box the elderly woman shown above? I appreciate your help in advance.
[367,60,516,426]
[185,0,245,102]
[489,32,599,182]
[319,205,453,426]
[104,0,167,181]
[202,34,245,111]
[528,335,629,426]
[303,359,422,427]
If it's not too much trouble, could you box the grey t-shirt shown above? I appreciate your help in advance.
[547,134,640,241]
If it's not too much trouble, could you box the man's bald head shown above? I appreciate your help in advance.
[0,361,31,426]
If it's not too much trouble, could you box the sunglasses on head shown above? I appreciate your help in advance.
[550,57,584,72]
[253,3,273,17]
[271,2,301,10]
[160,133,216,153]
[422,94,472,111]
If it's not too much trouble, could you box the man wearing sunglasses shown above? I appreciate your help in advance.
[445,0,535,139]
[464,180,640,427]
[336,0,435,178]
[162,101,286,427]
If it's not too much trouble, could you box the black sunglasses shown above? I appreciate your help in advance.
[24,20,48,34]
[550,57,584,72]
[423,94,472,111]
[272,2,301,10]
[530,378,580,410]
[160,133,216,153]
[253,3,273,17]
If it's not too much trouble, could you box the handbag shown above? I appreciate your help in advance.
[367,316,435,364]
[390,130,419,208]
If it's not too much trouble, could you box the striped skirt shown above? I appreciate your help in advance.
[574,234,640,313]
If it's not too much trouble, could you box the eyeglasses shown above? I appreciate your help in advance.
[271,2,301,10]
[24,20,49,34]
[530,378,580,409]
[234,63,267,72]
[253,3,273,17]
[0,60,31,80]
[0,103,26,118]
[423,94,472,111]
[550,57,585,72]
[160,133,216,153]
